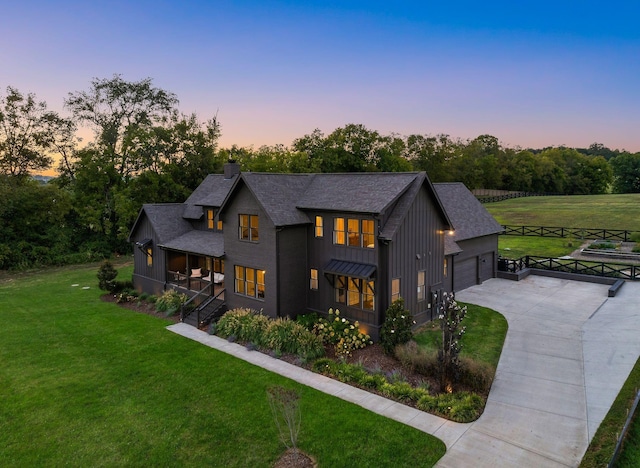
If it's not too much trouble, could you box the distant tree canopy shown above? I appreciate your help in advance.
[0,76,637,270]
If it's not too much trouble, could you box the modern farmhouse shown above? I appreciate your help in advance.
[129,162,502,339]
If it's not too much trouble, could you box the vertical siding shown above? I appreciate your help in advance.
[222,185,278,317]
[389,186,446,326]
[452,235,499,291]
[277,226,308,318]
[131,213,167,294]
[306,211,379,333]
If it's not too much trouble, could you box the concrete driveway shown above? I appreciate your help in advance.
[438,275,640,467]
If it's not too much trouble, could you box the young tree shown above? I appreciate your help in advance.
[437,292,468,392]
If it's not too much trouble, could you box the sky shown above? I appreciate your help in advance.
[2,0,640,160]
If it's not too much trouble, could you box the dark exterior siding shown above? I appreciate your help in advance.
[306,211,380,336]
[451,235,498,292]
[130,214,167,293]
[222,185,278,317]
[389,186,446,327]
[277,225,308,318]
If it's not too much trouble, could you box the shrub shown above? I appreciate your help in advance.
[313,308,372,358]
[295,312,319,331]
[155,289,187,316]
[216,308,269,343]
[457,357,494,394]
[97,260,118,292]
[417,392,484,422]
[380,298,415,355]
[262,318,324,360]
[266,386,301,451]
[395,341,440,376]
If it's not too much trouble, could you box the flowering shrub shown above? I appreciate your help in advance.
[155,289,187,316]
[313,308,372,358]
[380,298,415,355]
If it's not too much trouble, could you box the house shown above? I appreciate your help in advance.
[128,163,502,339]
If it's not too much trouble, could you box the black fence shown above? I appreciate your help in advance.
[475,191,557,203]
[502,225,633,242]
[498,255,640,281]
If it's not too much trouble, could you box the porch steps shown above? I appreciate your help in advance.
[182,298,227,329]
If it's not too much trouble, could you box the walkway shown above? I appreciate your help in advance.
[167,276,640,467]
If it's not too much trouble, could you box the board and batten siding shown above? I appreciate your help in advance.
[451,235,498,292]
[306,211,379,332]
[131,213,167,296]
[276,225,308,318]
[221,184,279,317]
[389,186,446,326]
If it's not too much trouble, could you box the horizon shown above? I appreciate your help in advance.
[3,0,640,177]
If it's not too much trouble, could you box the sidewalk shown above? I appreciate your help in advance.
[167,276,640,467]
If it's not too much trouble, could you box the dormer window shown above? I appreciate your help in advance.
[207,209,223,231]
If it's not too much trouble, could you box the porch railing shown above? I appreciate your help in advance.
[180,283,226,327]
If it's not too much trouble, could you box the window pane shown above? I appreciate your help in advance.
[335,275,346,303]
[250,215,259,241]
[362,220,374,248]
[348,278,360,306]
[347,219,360,246]
[235,265,244,280]
[391,278,400,301]
[146,248,153,267]
[315,216,323,237]
[333,218,345,245]
[257,270,265,298]
[239,215,249,239]
[207,209,214,229]
[310,268,318,290]
[417,271,426,302]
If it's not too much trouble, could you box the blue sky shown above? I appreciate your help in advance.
[2,0,639,154]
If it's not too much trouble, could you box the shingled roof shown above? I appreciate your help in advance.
[222,173,313,227]
[128,204,193,244]
[433,183,503,242]
[159,230,224,257]
[297,172,419,214]
[184,174,238,208]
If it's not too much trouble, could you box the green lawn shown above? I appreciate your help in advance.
[414,303,508,370]
[0,262,445,467]
[498,236,579,259]
[484,193,640,231]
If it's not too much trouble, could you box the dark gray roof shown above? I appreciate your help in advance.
[129,204,192,244]
[297,173,419,214]
[238,173,313,227]
[433,183,503,242]
[183,204,204,220]
[159,231,224,257]
[379,173,454,241]
[184,174,237,207]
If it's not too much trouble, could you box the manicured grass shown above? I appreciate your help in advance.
[484,193,640,231]
[0,262,445,467]
[580,357,640,467]
[498,236,579,259]
[616,402,640,467]
[413,303,508,370]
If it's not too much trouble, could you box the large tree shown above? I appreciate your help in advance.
[610,153,640,193]
[0,86,72,179]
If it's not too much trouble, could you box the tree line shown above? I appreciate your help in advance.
[1,76,639,270]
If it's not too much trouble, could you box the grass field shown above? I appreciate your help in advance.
[484,193,640,231]
[0,262,445,467]
[484,193,640,259]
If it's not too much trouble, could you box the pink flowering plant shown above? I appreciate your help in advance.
[313,308,372,358]
[380,298,415,354]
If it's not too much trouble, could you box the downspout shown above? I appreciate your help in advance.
[276,227,282,317]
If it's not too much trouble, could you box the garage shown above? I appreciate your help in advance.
[453,256,477,291]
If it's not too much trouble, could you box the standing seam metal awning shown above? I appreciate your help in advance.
[323,259,376,279]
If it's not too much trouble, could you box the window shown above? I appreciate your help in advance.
[334,275,375,311]
[235,265,265,299]
[334,217,375,248]
[146,247,153,267]
[310,269,318,290]
[333,218,346,245]
[347,219,360,246]
[315,216,323,238]
[417,270,426,302]
[207,209,223,231]
[239,214,259,241]
[444,259,448,278]
[362,220,375,248]
[391,278,400,302]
